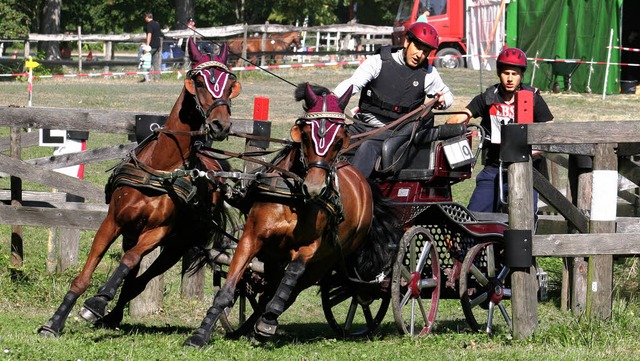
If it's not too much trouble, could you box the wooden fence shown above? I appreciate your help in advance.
[3,105,640,337]
[19,23,392,70]
[508,119,640,339]
[0,105,259,314]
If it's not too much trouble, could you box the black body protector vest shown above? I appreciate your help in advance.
[358,46,427,123]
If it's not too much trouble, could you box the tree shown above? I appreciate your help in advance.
[0,0,34,39]
[175,0,195,29]
[40,0,61,59]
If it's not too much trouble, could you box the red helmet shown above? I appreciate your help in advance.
[497,47,528,71]
[406,22,439,49]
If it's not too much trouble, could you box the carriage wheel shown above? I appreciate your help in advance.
[391,226,441,336]
[459,241,512,334]
[320,269,390,338]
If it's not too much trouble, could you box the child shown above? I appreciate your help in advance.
[139,45,152,82]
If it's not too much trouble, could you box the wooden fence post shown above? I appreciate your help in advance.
[130,247,164,317]
[9,127,23,278]
[566,154,592,313]
[587,143,617,319]
[508,90,537,339]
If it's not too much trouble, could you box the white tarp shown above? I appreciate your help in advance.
[467,0,508,70]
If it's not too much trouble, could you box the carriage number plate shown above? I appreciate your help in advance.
[443,135,474,169]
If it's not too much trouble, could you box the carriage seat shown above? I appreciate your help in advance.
[378,123,467,180]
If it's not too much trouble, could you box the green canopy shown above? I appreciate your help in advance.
[506,0,622,94]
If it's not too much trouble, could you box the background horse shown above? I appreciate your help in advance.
[227,31,300,67]
[38,38,241,337]
[183,83,399,347]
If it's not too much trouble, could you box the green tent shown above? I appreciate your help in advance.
[506,0,623,94]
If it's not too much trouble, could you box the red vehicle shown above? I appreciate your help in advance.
[392,0,466,69]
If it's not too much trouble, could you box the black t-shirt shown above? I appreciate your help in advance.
[146,20,162,49]
[466,83,554,166]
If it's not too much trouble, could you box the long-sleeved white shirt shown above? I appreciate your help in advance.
[334,48,454,110]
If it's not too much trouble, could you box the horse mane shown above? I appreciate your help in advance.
[294,83,331,101]
[351,180,403,281]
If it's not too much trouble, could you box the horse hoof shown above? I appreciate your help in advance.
[79,297,108,323]
[78,306,100,323]
[254,318,278,339]
[183,334,208,348]
[37,324,59,338]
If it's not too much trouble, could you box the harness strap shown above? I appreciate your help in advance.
[196,143,304,183]
[341,99,436,154]
[107,163,196,203]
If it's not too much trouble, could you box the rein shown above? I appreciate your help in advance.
[341,99,436,154]
[195,143,304,183]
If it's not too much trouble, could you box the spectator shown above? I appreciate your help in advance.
[60,42,71,59]
[138,45,152,82]
[144,12,162,81]
[417,7,430,23]
[333,22,453,179]
[446,47,554,213]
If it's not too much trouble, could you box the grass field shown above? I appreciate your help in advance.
[1,67,640,360]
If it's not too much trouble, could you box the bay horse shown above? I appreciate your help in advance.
[183,83,398,347]
[227,31,300,67]
[37,37,241,337]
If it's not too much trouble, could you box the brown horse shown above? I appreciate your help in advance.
[227,31,301,67]
[183,83,398,347]
[37,38,241,337]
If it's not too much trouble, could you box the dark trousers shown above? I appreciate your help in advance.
[345,120,415,178]
[468,165,539,214]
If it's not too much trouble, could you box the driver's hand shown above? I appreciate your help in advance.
[433,91,445,110]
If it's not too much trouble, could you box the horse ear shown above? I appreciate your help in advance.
[188,37,204,65]
[290,124,302,143]
[337,85,353,111]
[304,83,318,110]
[184,78,196,95]
[230,81,241,99]
[217,42,229,64]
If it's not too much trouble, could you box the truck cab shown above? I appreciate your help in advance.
[392,0,466,68]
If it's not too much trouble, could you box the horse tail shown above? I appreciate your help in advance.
[351,179,403,281]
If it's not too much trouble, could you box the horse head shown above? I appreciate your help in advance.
[290,82,353,199]
[288,32,301,49]
[184,37,241,140]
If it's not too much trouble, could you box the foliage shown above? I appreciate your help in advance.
[0,0,32,39]
[4,0,400,41]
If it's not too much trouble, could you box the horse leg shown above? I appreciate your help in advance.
[184,238,261,348]
[79,226,170,323]
[37,217,121,337]
[99,242,186,328]
[254,258,307,339]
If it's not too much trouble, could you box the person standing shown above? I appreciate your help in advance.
[333,22,453,179]
[446,47,554,213]
[144,12,162,81]
[138,45,152,82]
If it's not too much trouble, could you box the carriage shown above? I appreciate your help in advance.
[209,109,518,339]
[39,38,531,346]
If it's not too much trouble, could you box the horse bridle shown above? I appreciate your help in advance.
[186,61,235,122]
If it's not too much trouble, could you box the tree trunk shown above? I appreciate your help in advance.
[40,0,62,60]
[175,0,195,29]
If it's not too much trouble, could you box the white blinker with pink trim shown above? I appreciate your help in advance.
[307,119,341,156]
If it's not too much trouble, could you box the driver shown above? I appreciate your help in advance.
[333,22,454,178]
[447,47,554,213]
